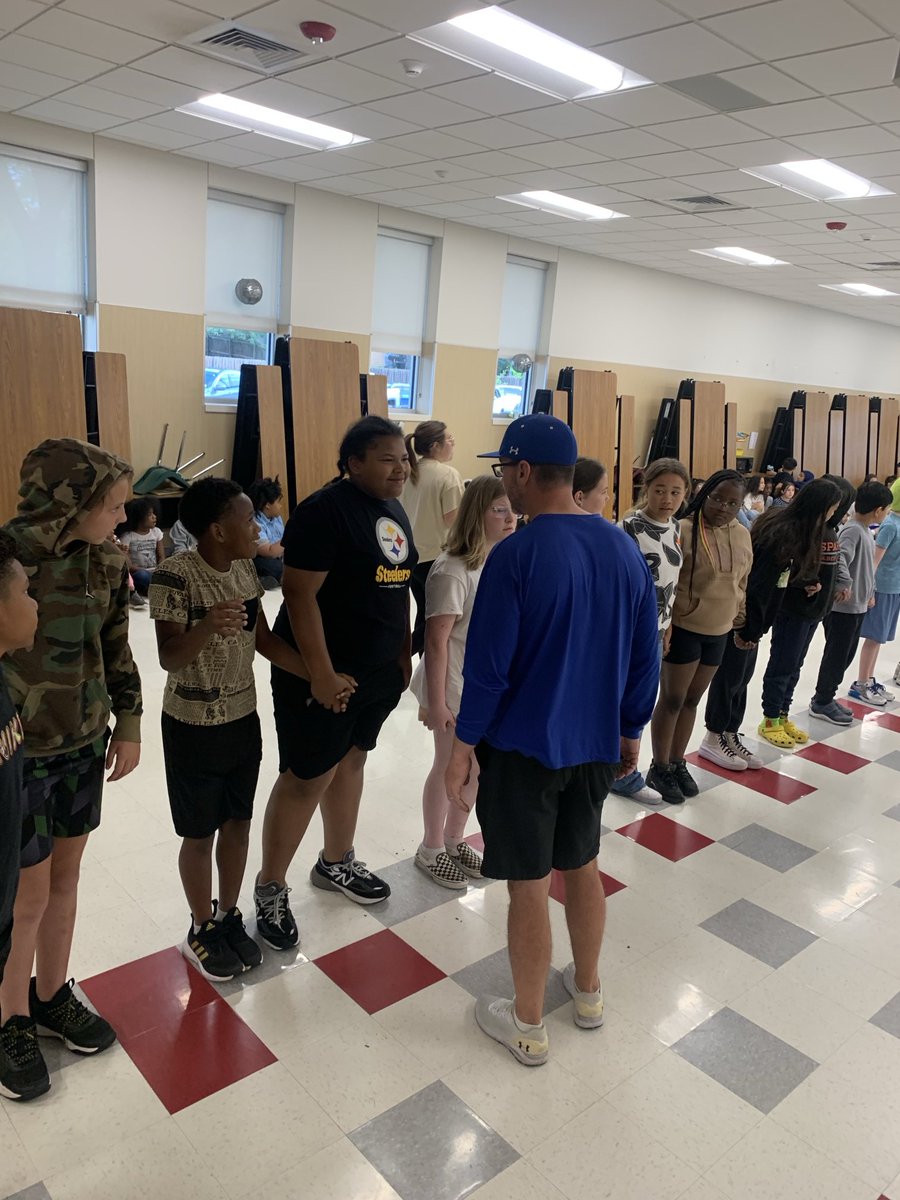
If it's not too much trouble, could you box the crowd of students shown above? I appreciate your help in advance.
[1,420,899,1096]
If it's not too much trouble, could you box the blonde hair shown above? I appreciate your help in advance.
[444,475,508,570]
[633,457,691,514]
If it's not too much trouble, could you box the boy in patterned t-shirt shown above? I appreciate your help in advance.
[150,479,310,983]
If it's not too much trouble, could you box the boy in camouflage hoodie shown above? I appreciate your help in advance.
[0,439,142,1103]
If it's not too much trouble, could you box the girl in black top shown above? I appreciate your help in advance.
[253,418,417,950]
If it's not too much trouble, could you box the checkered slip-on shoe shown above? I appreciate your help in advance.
[415,850,468,890]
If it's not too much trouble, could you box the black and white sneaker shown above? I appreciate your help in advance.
[310,849,391,905]
[672,759,699,797]
[254,877,300,950]
[30,978,117,1054]
[182,920,244,982]
[215,902,263,969]
[446,841,484,879]
[415,849,467,890]
[698,731,748,772]
[0,1016,50,1101]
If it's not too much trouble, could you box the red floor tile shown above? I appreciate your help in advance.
[795,742,870,774]
[871,710,900,734]
[685,753,816,805]
[549,868,626,904]
[615,813,714,861]
[82,947,276,1114]
[315,928,445,1014]
[843,701,900,734]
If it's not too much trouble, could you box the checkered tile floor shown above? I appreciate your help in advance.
[2,597,900,1200]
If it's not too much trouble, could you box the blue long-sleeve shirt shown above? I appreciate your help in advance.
[455,513,660,769]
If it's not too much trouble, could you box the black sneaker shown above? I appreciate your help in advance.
[672,759,699,797]
[0,1015,50,1101]
[181,919,244,982]
[310,849,391,905]
[254,876,300,950]
[216,902,263,969]
[30,978,117,1055]
[645,761,685,805]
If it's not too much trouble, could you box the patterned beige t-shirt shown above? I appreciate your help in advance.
[149,551,263,726]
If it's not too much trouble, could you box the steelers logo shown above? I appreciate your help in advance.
[376,516,409,564]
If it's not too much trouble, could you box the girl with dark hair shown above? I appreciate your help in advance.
[247,477,285,590]
[572,457,609,514]
[647,471,751,803]
[739,474,766,528]
[253,416,417,949]
[401,421,463,657]
[756,474,855,747]
[117,497,163,595]
[700,478,841,770]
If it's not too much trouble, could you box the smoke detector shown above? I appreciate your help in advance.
[400,59,426,77]
[299,20,335,45]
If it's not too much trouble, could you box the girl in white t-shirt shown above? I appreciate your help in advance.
[411,476,517,889]
[117,497,164,595]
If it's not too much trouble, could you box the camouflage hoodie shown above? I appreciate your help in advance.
[2,439,142,757]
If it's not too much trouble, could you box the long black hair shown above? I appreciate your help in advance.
[684,470,746,601]
[751,477,841,583]
[333,416,404,482]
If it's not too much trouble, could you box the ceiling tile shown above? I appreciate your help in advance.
[177,140,270,167]
[784,124,900,158]
[673,168,775,193]
[506,167,612,190]
[53,83,165,119]
[739,97,865,135]
[0,84,41,110]
[0,0,44,34]
[645,114,768,148]
[21,8,162,63]
[564,162,660,185]
[568,127,680,157]
[368,89,481,127]
[450,149,547,174]
[400,158,481,182]
[133,46,261,91]
[347,166,436,189]
[243,156,332,181]
[143,109,238,140]
[226,78,350,117]
[324,141,427,168]
[504,0,684,43]
[581,85,713,125]
[224,131,324,158]
[775,40,899,95]
[599,25,755,80]
[428,74,558,117]
[838,87,900,123]
[0,33,113,81]
[846,0,900,37]
[628,149,746,175]
[833,149,900,177]
[319,104,420,138]
[85,66,202,107]
[383,129,488,157]
[702,137,802,167]
[505,140,604,168]
[403,182,484,201]
[61,0,212,41]
[714,64,818,104]
[439,117,548,149]
[612,177,694,198]
[505,103,625,139]
[339,38,486,89]
[282,60,409,104]
[16,97,125,130]
[704,0,884,58]
[104,120,204,149]
[0,61,75,98]
[302,172,388,194]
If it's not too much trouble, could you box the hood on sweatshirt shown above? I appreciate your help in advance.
[8,438,132,556]
[820,474,856,528]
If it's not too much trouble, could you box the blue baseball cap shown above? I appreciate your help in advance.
[477,413,578,466]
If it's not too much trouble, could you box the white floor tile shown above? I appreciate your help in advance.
[0,1108,41,1198]
[471,1159,568,1200]
[777,939,900,1018]
[393,898,508,975]
[644,927,773,1004]
[374,977,484,1076]
[728,970,864,1062]
[246,1138,401,1200]
[602,957,722,1046]
[544,1001,667,1095]
[226,962,364,1058]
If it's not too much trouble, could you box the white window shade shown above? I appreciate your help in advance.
[205,196,283,330]
[371,231,430,355]
[0,149,86,312]
[499,259,546,357]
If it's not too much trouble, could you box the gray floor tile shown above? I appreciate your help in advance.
[351,1080,518,1200]
[685,762,728,794]
[878,750,900,776]
[673,1007,818,1113]
[719,824,817,872]
[870,989,900,1040]
[5,1185,52,1200]
[700,899,817,968]
[883,799,900,820]
[451,947,570,1015]
[368,860,460,928]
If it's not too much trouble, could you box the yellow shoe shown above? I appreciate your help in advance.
[780,714,808,744]
[758,717,795,749]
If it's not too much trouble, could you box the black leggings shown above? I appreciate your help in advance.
[814,611,865,704]
[705,632,759,734]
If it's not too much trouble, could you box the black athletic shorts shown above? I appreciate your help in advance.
[20,736,107,869]
[666,624,728,667]
[162,711,262,839]
[474,742,617,881]
[272,662,404,781]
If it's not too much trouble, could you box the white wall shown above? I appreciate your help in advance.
[550,249,900,395]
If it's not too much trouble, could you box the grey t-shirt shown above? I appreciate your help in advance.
[832,521,875,615]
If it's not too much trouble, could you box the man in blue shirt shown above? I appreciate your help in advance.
[446,414,658,1066]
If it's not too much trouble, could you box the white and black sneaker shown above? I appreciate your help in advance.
[724,731,764,769]
[182,919,244,982]
[310,849,391,905]
[415,849,467,890]
[446,841,484,878]
[698,731,747,772]
[254,876,300,951]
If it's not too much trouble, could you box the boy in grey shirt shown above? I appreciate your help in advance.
[810,480,893,724]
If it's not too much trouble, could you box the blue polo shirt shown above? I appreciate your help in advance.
[455,513,659,769]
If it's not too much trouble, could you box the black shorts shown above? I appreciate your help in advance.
[162,711,262,839]
[474,743,617,881]
[272,662,403,781]
[666,625,728,667]
[20,736,107,869]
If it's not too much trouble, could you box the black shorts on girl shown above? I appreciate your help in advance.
[162,711,262,839]
[272,662,404,781]
[20,736,107,868]
[666,625,729,666]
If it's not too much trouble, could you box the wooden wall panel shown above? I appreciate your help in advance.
[366,374,388,419]
[256,366,289,515]
[842,394,869,484]
[679,399,694,477]
[571,369,617,518]
[93,352,132,466]
[725,400,737,472]
[617,394,635,520]
[0,307,86,521]
[290,338,360,502]
[692,381,726,479]
[828,408,844,477]
[876,396,899,480]
[802,392,830,478]
[553,390,568,419]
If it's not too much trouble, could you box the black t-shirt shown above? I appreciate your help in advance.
[0,664,24,981]
[273,479,418,674]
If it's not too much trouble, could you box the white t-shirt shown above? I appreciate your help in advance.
[400,458,464,563]
[120,527,163,570]
[410,552,482,715]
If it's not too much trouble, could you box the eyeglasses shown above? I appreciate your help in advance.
[491,462,517,478]
[489,505,515,517]
[706,495,741,511]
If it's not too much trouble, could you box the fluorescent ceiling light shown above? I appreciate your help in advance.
[499,190,627,221]
[820,282,899,297]
[408,6,651,101]
[741,159,892,201]
[692,247,787,266]
[177,94,367,149]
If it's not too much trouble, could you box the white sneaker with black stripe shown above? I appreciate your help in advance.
[415,848,467,890]
[698,731,747,772]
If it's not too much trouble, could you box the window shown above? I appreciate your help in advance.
[370,230,432,413]
[204,191,284,407]
[0,145,87,313]
[495,256,548,419]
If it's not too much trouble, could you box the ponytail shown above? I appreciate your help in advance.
[405,420,447,486]
[404,432,419,485]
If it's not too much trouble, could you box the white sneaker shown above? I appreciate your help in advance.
[724,731,764,769]
[474,995,548,1066]
[893,662,900,687]
[872,680,896,703]
[562,962,604,1029]
[698,731,748,772]
[627,785,663,806]
[849,680,888,708]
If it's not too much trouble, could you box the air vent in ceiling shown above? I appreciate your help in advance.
[668,74,770,113]
[666,195,746,214]
[839,260,900,271]
[182,23,309,73]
